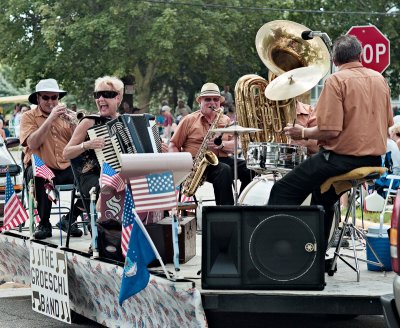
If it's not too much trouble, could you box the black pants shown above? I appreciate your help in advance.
[267,149,381,245]
[206,156,254,205]
[25,165,83,225]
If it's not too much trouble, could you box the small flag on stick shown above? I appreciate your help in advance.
[32,154,55,181]
[1,172,29,231]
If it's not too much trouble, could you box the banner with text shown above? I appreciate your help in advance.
[30,242,71,324]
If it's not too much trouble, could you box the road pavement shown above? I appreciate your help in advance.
[0,290,387,328]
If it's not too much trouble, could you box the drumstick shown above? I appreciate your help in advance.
[292,118,296,127]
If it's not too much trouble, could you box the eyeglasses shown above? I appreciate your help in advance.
[93,91,118,99]
[204,97,220,102]
[40,94,58,101]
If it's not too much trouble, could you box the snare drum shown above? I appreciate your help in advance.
[247,142,307,174]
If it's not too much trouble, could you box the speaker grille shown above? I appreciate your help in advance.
[202,206,325,290]
[248,214,317,282]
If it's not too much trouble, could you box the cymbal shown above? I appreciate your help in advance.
[212,125,262,134]
[265,65,326,101]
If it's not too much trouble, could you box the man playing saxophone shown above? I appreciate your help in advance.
[169,82,253,205]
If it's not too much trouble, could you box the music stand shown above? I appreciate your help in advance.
[212,125,261,205]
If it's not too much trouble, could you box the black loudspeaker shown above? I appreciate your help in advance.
[202,205,325,290]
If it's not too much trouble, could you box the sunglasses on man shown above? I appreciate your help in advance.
[39,94,59,101]
[93,91,118,99]
[204,97,220,102]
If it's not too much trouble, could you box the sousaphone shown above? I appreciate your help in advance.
[235,20,331,158]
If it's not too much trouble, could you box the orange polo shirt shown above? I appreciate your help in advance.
[315,62,393,156]
[170,110,232,158]
[19,106,73,170]
[291,101,319,155]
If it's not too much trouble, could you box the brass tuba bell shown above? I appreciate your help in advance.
[255,20,331,80]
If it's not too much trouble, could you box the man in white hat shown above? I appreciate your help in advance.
[169,82,253,205]
[20,78,83,240]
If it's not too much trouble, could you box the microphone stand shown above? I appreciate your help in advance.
[322,34,334,75]
[233,124,239,205]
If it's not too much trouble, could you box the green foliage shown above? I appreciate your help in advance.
[0,0,398,112]
[342,207,392,225]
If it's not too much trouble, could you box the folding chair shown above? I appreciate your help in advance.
[66,156,92,248]
[25,155,85,244]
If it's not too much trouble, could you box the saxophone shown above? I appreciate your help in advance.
[181,107,224,197]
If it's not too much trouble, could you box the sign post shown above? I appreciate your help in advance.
[347,25,390,74]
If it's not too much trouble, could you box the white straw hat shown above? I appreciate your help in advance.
[28,78,67,105]
[196,83,225,103]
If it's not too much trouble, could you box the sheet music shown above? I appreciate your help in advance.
[120,153,193,187]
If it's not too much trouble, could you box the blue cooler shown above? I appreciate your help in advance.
[366,224,392,271]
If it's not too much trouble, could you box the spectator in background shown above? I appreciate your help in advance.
[156,109,165,135]
[71,103,77,112]
[220,85,234,113]
[0,119,6,140]
[161,105,174,141]
[21,104,31,114]
[226,107,236,123]
[120,101,133,114]
[175,100,190,125]
[389,123,400,150]
[393,106,400,125]
[3,120,11,138]
[12,103,22,138]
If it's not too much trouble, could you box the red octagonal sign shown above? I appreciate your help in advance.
[347,25,390,73]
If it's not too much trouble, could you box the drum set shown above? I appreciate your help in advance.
[211,124,308,206]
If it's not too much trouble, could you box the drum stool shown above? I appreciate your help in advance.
[320,166,387,282]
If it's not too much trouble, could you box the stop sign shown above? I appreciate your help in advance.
[347,25,390,73]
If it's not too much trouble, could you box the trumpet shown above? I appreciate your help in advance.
[60,108,79,126]
[49,104,79,126]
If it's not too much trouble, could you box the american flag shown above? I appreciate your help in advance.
[101,162,125,192]
[121,187,134,257]
[129,171,176,213]
[1,172,29,231]
[175,185,195,204]
[32,154,55,181]
[175,186,195,213]
[34,209,40,224]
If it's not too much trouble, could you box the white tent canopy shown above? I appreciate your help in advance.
[0,95,29,104]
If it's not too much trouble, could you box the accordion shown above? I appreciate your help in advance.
[87,114,162,172]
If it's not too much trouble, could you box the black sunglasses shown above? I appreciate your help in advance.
[40,94,59,101]
[93,91,118,99]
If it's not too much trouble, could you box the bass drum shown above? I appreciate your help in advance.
[239,175,311,206]
[239,175,274,205]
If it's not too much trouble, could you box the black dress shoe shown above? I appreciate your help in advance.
[34,223,52,240]
[56,216,83,237]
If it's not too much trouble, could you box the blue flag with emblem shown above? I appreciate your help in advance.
[119,189,156,305]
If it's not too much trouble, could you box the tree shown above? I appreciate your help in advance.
[0,0,398,112]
